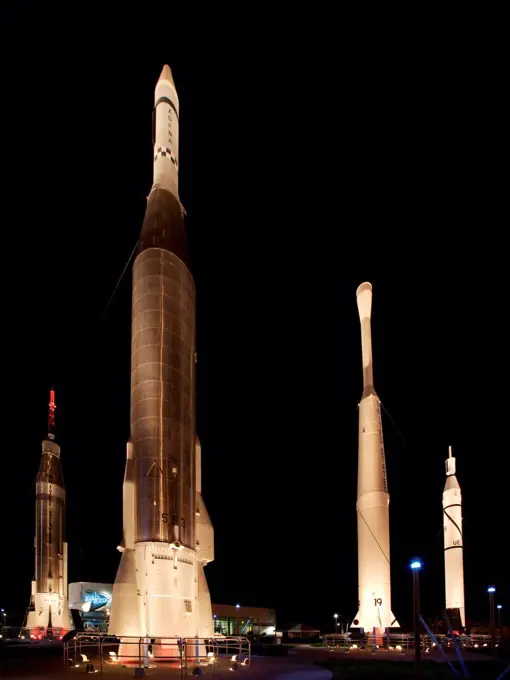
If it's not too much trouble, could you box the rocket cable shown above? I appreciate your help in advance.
[357,508,391,565]
[380,400,408,448]
[102,239,139,317]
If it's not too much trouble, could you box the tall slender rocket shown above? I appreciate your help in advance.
[109,66,214,656]
[352,283,398,632]
[26,390,69,638]
[443,446,465,628]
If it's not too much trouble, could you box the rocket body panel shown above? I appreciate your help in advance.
[109,548,142,637]
[153,66,179,197]
[356,491,394,629]
[443,450,465,628]
[135,543,197,638]
[352,283,398,631]
[357,396,388,498]
[110,66,213,648]
[131,247,196,547]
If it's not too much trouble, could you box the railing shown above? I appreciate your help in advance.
[63,631,251,676]
[0,627,30,640]
[323,631,500,654]
[323,632,414,653]
[1,625,68,641]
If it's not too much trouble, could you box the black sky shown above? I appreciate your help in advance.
[0,5,507,632]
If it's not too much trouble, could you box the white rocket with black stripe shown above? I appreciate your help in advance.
[443,446,465,628]
[351,283,399,632]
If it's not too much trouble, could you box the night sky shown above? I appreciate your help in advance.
[1,5,507,632]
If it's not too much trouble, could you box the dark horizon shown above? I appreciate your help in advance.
[1,5,507,634]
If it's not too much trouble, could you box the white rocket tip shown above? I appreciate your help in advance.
[158,64,175,86]
[356,282,373,321]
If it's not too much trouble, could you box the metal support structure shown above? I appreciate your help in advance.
[489,590,496,648]
[413,567,421,679]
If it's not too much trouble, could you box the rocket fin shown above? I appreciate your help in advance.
[197,563,213,637]
[123,442,136,549]
[196,494,214,563]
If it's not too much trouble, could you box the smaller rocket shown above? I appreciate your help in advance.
[352,283,398,632]
[443,446,465,628]
[26,390,70,638]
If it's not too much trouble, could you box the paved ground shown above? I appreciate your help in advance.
[1,642,501,679]
[2,643,332,679]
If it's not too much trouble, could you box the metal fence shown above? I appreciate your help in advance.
[0,626,31,640]
[63,632,251,676]
[323,631,499,654]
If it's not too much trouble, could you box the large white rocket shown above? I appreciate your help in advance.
[443,446,465,628]
[352,283,398,632]
[109,66,214,657]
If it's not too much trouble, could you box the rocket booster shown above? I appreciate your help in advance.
[26,390,69,638]
[352,283,398,632]
[443,446,465,628]
[110,66,214,653]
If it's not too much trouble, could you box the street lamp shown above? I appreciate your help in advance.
[410,560,422,679]
[333,613,338,633]
[496,605,502,632]
[488,587,496,645]
[488,587,496,647]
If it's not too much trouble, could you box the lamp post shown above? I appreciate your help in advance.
[410,560,422,679]
[496,604,502,636]
[333,613,338,633]
[488,587,496,648]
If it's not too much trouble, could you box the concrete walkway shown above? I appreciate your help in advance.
[1,645,332,679]
[3,642,499,679]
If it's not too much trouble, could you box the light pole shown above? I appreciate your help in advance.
[333,613,338,633]
[0,610,5,630]
[496,605,502,635]
[488,587,496,647]
[410,560,422,679]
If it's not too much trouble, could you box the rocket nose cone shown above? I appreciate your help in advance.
[158,64,175,86]
[356,281,373,320]
[444,474,460,492]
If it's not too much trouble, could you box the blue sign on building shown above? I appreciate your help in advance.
[82,590,111,611]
